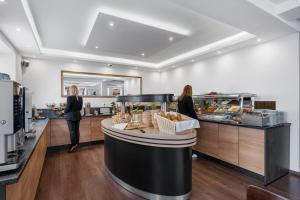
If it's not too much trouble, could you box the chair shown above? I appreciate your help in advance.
[247,185,288,200]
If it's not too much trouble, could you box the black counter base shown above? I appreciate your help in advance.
[0,185,5,200]
[104,134,192,199]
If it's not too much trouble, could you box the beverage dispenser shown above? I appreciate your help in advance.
[0,80,25,172]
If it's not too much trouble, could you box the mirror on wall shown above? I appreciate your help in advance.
[61,71,142,98]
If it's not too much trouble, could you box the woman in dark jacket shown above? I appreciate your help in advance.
[64,85,83,152]
[177,85,198,119]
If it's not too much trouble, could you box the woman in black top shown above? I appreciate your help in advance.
[177,85,197,119]
[64,85,83,152]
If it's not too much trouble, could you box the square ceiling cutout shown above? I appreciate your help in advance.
[85,13,186,58]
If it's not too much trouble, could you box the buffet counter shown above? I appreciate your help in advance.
[102,118,196,200]
[198,119,288,129]
[0,120,49,200]
[194,119,291,185]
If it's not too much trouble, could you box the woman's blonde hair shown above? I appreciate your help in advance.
[68,85,79,100]
[178,85,193,101]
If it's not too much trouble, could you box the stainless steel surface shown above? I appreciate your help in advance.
[106,168,191,200]
[196,93,257,99]
[0,150,25,173]
[24,88,33,133]
[0,73,10,80]
[0,80,25,167]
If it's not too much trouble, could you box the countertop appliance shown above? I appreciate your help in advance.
[0,80,25,172]
[23,87,34,134]
[0,73,10,80]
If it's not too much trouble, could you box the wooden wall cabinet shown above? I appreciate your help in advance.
[239,127,265,175]
[195,122,219,158]
[218,124,239,165]
[6,123,48,200]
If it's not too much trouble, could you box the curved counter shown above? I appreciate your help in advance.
[101,119,197,200]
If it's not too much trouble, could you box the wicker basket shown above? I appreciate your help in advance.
[155,114,199,134]
[150,110,160,129]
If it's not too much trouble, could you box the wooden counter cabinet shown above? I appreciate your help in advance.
[6,123,48,200]
[91,117,105,141]
[48,116,110,147]
[79,118,91,143]
[238,127,265,175]
[194,122,219,158]
[49,119,70,146]
[218,124,239,165]
[194,120,290,184]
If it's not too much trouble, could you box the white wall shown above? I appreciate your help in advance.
[21,59,161,108]
[161,33,300,172]
[0,53,16,79]
[0,31,22,82]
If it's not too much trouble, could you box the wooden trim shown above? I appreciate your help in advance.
[61,70,143,98]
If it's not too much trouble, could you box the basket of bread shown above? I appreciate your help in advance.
[154,111,200,135]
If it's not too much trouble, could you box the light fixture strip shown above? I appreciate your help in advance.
[157,31,255,67]
[41,48,156,68]
[20,0,42,50]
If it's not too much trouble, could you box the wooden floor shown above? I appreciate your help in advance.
[36,145,300,200]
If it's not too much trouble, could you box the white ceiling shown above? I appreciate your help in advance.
[0,0,298,69]
[269,0,290,4]
[80,13,186,58]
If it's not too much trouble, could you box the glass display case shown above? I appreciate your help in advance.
[194,93,256,122]
[169,93,256,123]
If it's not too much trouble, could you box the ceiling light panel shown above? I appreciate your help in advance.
[101,7,190,34]
[85,13,186,58]
[157,31,255,67]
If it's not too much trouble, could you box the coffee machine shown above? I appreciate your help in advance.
[0,80,25,172]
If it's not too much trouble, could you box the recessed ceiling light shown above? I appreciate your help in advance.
[0,0,5,3]
[109,22,114,27]
[257,38,262,42]
[141,53,145,57]
[99,8,190,36]
[217,50,222,54]
[191,59,195,62]
[169,37,174,42]
[95,46,99,49]
[16,28,21,32]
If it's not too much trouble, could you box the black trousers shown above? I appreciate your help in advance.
[67,120,80,146]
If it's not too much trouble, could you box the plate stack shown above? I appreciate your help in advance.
[142,110,152,127]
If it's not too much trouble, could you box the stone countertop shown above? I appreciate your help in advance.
[45,114,113,119]
[198,119,291,130]
[0,119,48,185]
[101,118,197,148]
